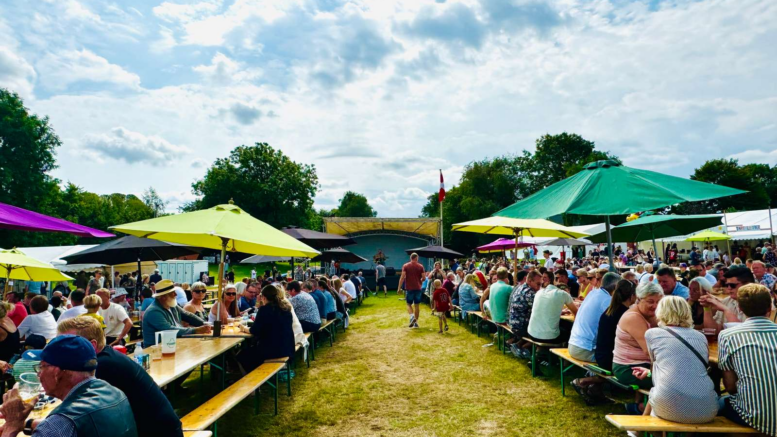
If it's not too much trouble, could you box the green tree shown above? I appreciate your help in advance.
[516,133,620,198]
[142,187,167,217]
[332,191,376,217]
[185,143,319,229]
[675,159,769,214]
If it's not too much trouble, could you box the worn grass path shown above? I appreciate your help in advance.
[193,295,623,436]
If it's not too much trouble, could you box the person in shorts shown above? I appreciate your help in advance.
[375,263,387,297]
[432,280,451,334]
[398,253,425,328]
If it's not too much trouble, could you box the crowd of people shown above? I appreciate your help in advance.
[408,248,777,436]
[0,265,371,437]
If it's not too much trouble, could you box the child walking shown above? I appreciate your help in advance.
[431,279,451,334]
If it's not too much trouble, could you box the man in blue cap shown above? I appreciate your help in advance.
[0,335,137,437]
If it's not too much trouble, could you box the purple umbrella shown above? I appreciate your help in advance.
[477,238,536,253]
[0,202,114,238]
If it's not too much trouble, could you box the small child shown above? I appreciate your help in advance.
[79,294,106,329]
[431,279,452,334]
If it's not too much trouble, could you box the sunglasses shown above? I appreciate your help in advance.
[192,289,206,294]
[225,292,237,296]
[724,283,740,289]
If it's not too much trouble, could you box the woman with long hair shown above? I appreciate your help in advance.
[237,284,295,373]
[0,302,20,362]
[333,278,352,304]
[209,283,239,323]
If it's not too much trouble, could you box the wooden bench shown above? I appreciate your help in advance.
[180,358,288,436]
[522,337,564,377]
[605,414,759,435]
[184,432,213,437]
[295,333,312,368]
[550,348,645,397]
[496,323,514,354]
[318,319,336,347]
[451,305,462,325]
[466,311,496,337]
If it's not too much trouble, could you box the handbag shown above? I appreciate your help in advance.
[663,327,711,373]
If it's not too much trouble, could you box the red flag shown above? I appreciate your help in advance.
[439,170,445,202]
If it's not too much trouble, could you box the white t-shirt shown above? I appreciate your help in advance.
[343,281,357,300]
[174,287,188,307]
[527,286,574,340]
[98,303,130,337]
[18,312,58,340]
[713,297,747,325]
[57,305,87,322]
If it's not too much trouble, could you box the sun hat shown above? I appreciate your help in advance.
[112,288,128,298]
[30,335,98,372]
[152,279,176,298]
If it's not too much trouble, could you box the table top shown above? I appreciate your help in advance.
[709,342,719,365]
[0,399,61,433]
[132,337,244,387]
[182,324,253,338]
[560,314,575,322]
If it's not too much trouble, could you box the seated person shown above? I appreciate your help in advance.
[238,281,259,312]
[481,267,512,323]
[717,283,777,436]
[568,272,621,362]
[286,281,322,333]
[458,274,483,313]
[208,283,240,323]
[688,277,713,329]
[142,279,210,347]
[655,267,690,299]
[527,284,578,343]
[237,285,295,373]
[183,281,208,321]
[632,296,718,424]
[612,282,663,414]
[318,280,337,321]
[10,334,46,382]
[78,295,106,329]
[595,280,636,371]
[507,271,543,357]
[58,317,184,437]
[17,295,57,340]
[701,267,753,334]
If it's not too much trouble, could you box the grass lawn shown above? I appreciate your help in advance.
[172,293,623,437]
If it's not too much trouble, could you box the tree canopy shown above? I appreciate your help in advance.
[185,143,319,229]
[675,159,772,214]
[331,191,376,217]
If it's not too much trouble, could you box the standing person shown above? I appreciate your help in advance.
[58,317,184,437]
[432,280,451,334]
[85,270,102,295]
[0,335,138,437]
[149,269,162,284]
[96,289,132,346]
[375,262,388,297]
[398,253,425,328]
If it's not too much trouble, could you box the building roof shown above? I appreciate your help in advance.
[323,217,441,238]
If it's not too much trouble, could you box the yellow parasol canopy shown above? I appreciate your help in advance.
[1,248,73,295]
[685,230,731,242]
[452,216,589,238]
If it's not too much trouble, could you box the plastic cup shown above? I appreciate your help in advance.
[19,373,41,404]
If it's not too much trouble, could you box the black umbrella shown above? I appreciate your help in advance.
[282,226,356,250]
[311,248,367,264]
[62,235,201,297]
[405,245,463,260]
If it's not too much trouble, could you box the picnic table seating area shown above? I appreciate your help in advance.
[432,297,761,436]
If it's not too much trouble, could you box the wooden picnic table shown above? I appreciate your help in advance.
[709,342,718,365]
[0,399,61,432]
[131,337,244,387]
[183,324,253,338]
[560,314,575,323]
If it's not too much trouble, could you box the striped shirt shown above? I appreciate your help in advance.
[718,317,777,436]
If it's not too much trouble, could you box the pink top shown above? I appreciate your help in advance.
[612,311,651,365]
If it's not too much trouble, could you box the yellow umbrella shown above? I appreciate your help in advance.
[452,216,588,279]
[685,230,731,243]
[110,202,320,335]
[1,248,73,295]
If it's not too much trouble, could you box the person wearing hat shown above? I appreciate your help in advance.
[149,269,162,285]
[0,335,138,437]
[57,317,183,437]
[95,289,132,347]
[141,279,211,348]
[111,288,131,313]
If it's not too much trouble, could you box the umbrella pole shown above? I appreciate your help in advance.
[214,238,228,337]
[605,216,615,272]
[513,229,519,284]
[651,233,659,265]
[136,257,142,305]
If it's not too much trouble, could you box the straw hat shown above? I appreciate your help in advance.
[152,279,176,298]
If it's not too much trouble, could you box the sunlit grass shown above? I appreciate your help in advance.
[172,294,623,436]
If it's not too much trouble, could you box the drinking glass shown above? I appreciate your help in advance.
[19,373,42,404]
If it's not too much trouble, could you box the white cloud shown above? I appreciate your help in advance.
[153,0,223,24]
[192,52,261,84]
[79,127,189,166]
[190,158,209,168]
[36,49,141,91]
[0,47,36,98]
[729,148,777,166]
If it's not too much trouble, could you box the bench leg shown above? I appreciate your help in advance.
[254,388,260,415]
[311,336,316,361]
[560,356,565,396]
[531,343,537,377]
[329,326,334,347]
[274,370,279,415]
[286,363,291,397]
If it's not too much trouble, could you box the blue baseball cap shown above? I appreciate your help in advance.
[39,335,97,372]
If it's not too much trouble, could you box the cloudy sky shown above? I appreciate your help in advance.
[1,0,775,217]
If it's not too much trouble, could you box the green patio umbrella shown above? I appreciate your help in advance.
[494,160,746,269]
[587,214,724,262]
